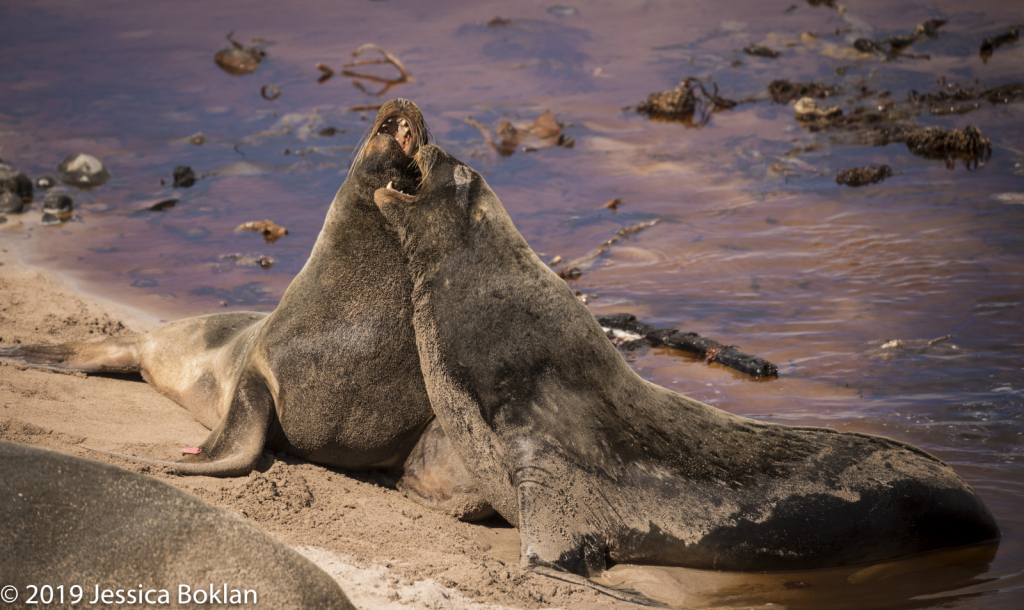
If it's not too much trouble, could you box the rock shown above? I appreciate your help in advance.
[42,192,73,214]
[56,153,110,188]
[0,191,23,214]
[794,97,842,120]
[41,192,74,226]
[0,163,33,203]
[187,132,206,145]
[36,176,56,190]
[173,166,196,188]
[214,33,266,75]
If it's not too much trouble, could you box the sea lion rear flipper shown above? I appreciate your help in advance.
[173,369,273,476]
[0,336,142,373]
[81,369,272,477]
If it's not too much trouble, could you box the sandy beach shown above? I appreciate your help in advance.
[0,246,634,610]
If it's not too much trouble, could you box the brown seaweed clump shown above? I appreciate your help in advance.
[836,165,893,187]
[638,78,737,123]
[236,220,289,244]
[768,79,839,104]
[905,126,991,169]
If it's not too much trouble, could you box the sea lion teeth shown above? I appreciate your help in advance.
[375,143,1000,597]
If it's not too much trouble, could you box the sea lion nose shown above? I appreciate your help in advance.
[365,132,405,158]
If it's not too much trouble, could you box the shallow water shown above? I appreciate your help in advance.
[1,1,1022,608]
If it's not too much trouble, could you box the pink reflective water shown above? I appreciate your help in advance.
[1,1,1022,607]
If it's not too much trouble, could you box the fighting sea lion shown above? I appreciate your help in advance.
[0,441,354,609]
[0,101,488,519]
[374,145,1000,586]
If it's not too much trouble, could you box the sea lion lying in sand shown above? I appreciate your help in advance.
[0,100,490,520]
[373,144,1000,597]
[0,441,354,609]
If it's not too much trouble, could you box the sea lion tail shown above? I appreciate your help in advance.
[0,335,143,374]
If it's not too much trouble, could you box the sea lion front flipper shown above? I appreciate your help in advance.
[516,480,667,607]
[529,566,668,608]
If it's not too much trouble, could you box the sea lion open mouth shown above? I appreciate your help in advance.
[369,99,426,158]
[376,114,416,155]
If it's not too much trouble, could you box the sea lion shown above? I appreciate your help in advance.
[0,101,488,519]
[373,145,1000,584]
[0,441,354,609]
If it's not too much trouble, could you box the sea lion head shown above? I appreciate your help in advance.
[346,99,430,202]
[373,144,514,267]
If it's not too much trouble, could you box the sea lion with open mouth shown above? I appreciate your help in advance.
[0,101,489,520]
[374,144,1000,598]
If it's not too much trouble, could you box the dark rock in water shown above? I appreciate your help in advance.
[836,165,893,187]
[214,33,266,75]
[56,153,110,188]
[173,166,196,188]
[42,192,73,214]
[0,191,23,214]
[743,44,780,58]
[0,163,33,203]
[187,132,206,145]
[905,125,991,168]
[41,192,74,226]
[36,176,55,190]
[768,79,839,103]
[0,215,6,224]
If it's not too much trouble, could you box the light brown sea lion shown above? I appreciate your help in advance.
[373,144,1000,597]
[0,440,355,609]
[0,100,489,520]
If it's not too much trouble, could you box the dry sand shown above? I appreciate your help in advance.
[0,246,636,610]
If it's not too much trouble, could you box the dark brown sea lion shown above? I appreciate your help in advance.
[0,101,488,519]
[373,145,1000,590]
[0,441,354,609]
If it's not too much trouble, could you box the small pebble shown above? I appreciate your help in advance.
[57,153,110,188]
[36,176,56,190]
[187,132,206,145]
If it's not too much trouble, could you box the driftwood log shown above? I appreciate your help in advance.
[597,313,778,379]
